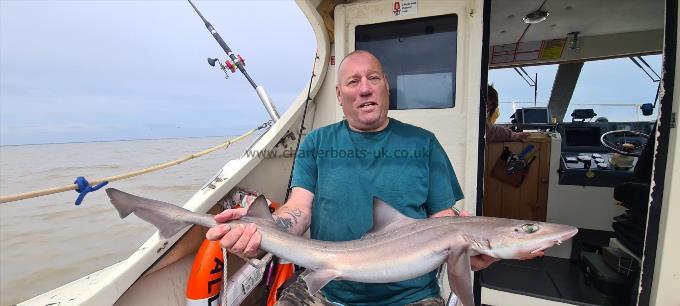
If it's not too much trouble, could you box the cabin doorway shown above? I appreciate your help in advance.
[478,0,669,305]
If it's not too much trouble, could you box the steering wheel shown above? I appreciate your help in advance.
[600,130,649,157]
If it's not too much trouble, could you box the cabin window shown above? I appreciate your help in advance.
[355,14,458,110]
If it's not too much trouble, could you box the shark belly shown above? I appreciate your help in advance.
[330,238,451,283]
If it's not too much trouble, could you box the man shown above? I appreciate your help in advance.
[486,84,530,142]
[206,50,497,305]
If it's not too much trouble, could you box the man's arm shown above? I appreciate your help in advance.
[205,187,313,258]
[271,187,314,235]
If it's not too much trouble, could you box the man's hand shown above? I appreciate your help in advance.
[519,250,545,260]
[470,250,544,271]
[206,187,313,259]
[205,208,262,258]
[517,132,531,142]
[456,209,472,217]
[470,254,500,271]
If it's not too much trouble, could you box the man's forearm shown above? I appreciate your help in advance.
[272,205,311,236]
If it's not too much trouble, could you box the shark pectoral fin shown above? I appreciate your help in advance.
[447,252,474,306]
[302,269,341,296]
[247,258,264,268]
[246,253,273,269]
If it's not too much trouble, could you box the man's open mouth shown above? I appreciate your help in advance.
[359,102,377,108]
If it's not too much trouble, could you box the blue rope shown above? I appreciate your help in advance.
[73,176,108,205]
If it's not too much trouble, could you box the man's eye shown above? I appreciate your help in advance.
[347,79,358,85]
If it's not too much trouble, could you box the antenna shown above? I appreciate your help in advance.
[514,67,538,106]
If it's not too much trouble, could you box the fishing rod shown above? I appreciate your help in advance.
[187,0,280,122]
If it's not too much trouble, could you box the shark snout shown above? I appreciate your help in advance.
[556,227,579,244]
[528,226,578,254]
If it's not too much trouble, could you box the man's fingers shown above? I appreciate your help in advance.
[219,224,245,251]
[520,251,544,260]
[470,254,500,271]
[205,224,230,241]
[458,210,473,217]
[214,208,247,223]
[480,254,499,261]
[231,224,257,255]
[243,231,262,258]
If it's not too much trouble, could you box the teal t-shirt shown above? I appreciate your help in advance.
[291,118,464,305]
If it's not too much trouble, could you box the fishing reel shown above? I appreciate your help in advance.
[207,55,246,79]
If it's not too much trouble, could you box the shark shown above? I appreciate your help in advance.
[106,188,578,306]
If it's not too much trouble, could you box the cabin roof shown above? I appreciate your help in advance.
[491,0,665,46]
[314,0,665,46]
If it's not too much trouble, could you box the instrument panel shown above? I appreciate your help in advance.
[556,121,653,187]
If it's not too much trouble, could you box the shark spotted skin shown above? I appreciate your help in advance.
[106,188,578,306]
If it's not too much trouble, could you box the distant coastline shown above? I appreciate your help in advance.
[0,134,242,148]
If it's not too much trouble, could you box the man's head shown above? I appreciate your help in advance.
[487,84,499,116]
[336,50,390,132]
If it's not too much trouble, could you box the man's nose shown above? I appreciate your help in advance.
[358,78,373,96]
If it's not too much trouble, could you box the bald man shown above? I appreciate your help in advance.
[207,50,495,306]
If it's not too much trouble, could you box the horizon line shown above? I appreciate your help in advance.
[0,133,252,148]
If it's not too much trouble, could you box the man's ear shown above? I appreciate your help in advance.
[336,85,341,104]
[383,73,390,91]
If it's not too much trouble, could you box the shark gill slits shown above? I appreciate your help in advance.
[521,223,540,234]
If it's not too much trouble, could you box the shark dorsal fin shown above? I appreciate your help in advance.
[246,195,273,219]
[365,197,416,237]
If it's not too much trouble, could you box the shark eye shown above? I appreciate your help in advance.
[521,223,539,233]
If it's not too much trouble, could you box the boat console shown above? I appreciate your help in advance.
[556,121,653,187]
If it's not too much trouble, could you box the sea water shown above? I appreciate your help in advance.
[0,136,256,305]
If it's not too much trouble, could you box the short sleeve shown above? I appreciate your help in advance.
[290,132,318,194]
[425,136,464,215]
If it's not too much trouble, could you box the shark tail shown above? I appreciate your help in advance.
[106,188,139,218]
[106,188,207,239]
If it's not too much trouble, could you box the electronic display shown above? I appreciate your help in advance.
[564,127,603,147]
[522,108,550,124]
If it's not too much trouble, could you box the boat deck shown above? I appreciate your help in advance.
[481,256,629,306]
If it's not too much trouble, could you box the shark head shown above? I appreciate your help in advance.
[476,219,578,259]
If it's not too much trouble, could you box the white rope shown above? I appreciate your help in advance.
[221,246,229,306]
[0,127,261,204]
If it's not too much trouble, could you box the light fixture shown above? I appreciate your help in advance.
[523,10,549,24]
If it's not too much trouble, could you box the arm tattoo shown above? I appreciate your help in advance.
[285,208,302,223]
[274,216,294,232]
[274,208,302,232]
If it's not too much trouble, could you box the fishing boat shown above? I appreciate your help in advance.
[20,0,678,305]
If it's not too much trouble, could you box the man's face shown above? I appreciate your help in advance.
[336,53,390,132]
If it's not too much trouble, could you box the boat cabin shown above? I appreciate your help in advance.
[21,0,679,305]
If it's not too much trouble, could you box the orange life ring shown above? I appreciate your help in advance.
[186,239,224,306]
[186,195,291,306]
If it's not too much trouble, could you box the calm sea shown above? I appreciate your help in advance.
[0,136,256,305]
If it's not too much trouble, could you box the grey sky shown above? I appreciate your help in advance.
[1,0,316,145]
[0,1,663,145]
